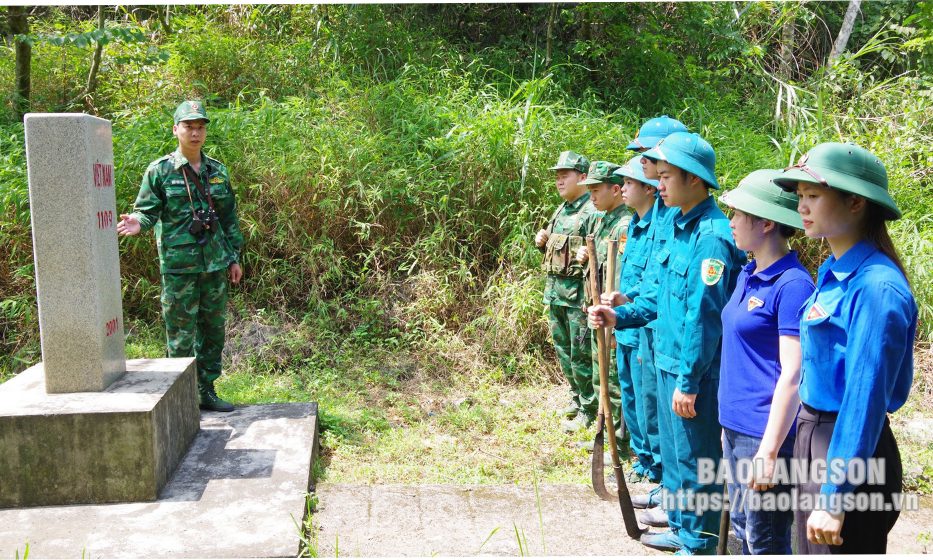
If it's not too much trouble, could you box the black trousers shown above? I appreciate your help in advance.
[793,404,902,554]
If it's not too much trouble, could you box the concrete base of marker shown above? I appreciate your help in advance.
[0,358,199,508]
[0,402,319,559]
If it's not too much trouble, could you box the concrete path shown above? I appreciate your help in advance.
[313,481,932,556]
[313,481,664,557]
[0,403,318,559]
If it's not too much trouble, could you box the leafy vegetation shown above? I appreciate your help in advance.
[0,3,931,488]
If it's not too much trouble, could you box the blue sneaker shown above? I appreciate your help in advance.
[632,484,663,509]
[640,530,682,552]
[675,545,716,555]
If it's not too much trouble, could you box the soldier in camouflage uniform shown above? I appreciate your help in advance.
[574,161,631,449]
[535,151,598,431]
[117,101,244,412]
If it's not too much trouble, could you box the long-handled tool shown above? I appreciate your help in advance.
[717,485,730,554]
[586,235,644,540]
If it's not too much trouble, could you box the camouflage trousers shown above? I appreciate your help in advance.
[548,303,594,416]
[161,270,228,391]
[592,334,628,455]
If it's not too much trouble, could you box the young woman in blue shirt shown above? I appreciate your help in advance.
[718,170,815,554]
[774,142,916,554]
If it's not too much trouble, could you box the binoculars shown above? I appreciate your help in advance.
[188,208,219,245]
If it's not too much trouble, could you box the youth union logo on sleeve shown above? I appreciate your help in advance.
[701,258,725,286]
[806,302,828,321]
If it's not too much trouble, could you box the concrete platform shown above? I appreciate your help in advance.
[0,402,319,559]
[0,358,199,507]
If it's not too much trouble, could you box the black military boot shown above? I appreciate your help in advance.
[199,384,235,412]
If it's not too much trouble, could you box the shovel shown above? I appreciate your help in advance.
[586,235,644,540]
[718,485,731,554]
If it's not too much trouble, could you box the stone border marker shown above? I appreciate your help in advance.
[24,113,126,393]
[1,113,199,509]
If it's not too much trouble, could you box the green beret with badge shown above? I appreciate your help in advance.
[174,100,211,125]
[548,150,590,173]
[720,169,804,229]
[773,142,900,220]
[579,160,623,185]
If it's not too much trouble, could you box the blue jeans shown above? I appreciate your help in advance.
[722,427,795,555]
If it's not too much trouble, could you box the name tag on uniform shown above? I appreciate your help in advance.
[806,302,828,320]
[747,297,764,311]
[171,179,185,185]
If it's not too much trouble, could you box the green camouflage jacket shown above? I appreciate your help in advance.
[131,149,243,274]
[541,193,597,307]
[583,204,631,304]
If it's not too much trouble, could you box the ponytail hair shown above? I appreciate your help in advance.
[864,201,909,283]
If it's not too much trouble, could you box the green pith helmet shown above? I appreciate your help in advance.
[613,155,660,188]
[627,115,688,151]
[579,160,623,185]
[774,142,901,220]
[642,131,719,189]
[173,100,210,125]
[719,169,804,230]
[548,151,590,173]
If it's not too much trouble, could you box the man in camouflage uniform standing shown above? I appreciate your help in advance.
[576,160,631,448]
[117,101,244,412]
[535,151,598,432]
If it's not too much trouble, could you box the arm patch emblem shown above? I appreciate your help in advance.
[701,258,725,286]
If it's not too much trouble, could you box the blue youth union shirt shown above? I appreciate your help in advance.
[719,251,815,439]
[799,240,916,496]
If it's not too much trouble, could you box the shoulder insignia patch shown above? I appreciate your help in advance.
[701,258,725,286]
[806,302,828,321]
[209,176,225,184]
[748,296,764,311]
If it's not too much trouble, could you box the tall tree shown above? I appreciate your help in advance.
[780,6,796,78]
[9,6,31,120]
[545,3,557,67]
[830,0,863,62]
[83,6,105,111]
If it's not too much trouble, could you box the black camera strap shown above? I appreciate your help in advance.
[182,165,216,212]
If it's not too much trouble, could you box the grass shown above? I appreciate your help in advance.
[122,302,933,495]
[217,327,597,485]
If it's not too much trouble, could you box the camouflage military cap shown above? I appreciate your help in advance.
[548,151,590,173]
[174,100,210,125]
[579,161,623,185]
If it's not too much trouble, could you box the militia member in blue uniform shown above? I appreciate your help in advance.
[596,116,687,508]
[775,143,916,554]
[535,151,598,431]
[591,132,745,554]
[718,170,815,554]
[600,156,660,484]
[118,101,244,412]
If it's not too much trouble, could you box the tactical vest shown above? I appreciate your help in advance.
[542,201,588,278]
